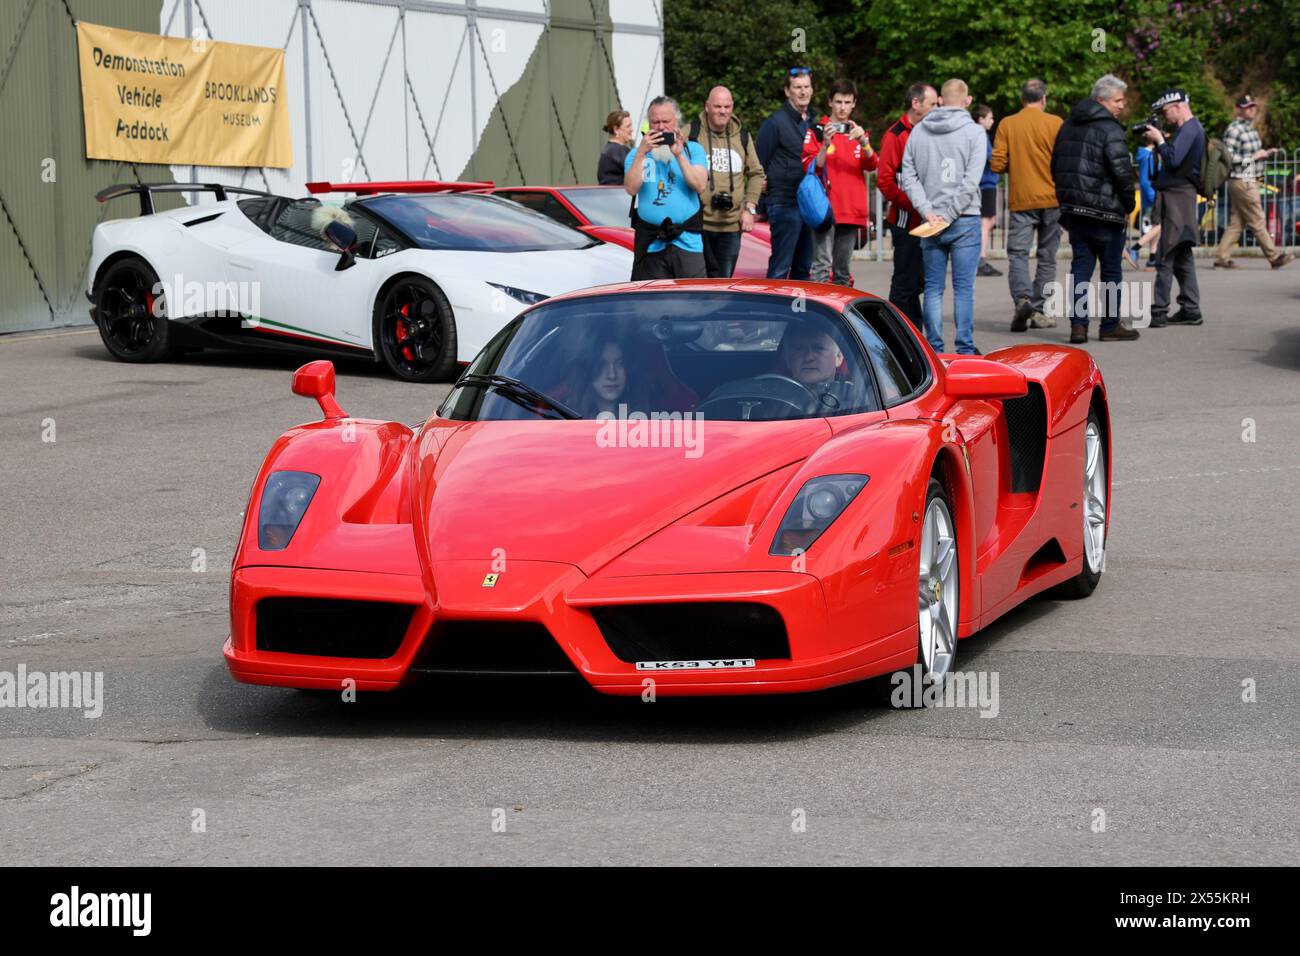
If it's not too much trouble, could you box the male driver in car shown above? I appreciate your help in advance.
[781,325,843,387]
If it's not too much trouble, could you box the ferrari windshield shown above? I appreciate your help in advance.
[560,187,633,227]
[360,193,595,252]
[439,292,880,422]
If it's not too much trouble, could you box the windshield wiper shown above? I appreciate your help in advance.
[457,373,582,420]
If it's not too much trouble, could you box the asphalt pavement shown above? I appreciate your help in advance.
[1,257,1297,865]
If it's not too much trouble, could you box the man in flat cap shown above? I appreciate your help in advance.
[1215,94,1293,270]
[1143,89,1206,327]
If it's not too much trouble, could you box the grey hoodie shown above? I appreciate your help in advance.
[898,106,986,222]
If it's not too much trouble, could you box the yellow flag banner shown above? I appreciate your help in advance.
[76,21,292,168]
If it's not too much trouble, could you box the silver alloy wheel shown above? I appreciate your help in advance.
[1083,420,1107,573]
[918,496,959,681]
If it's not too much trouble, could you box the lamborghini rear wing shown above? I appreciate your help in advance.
[95,182,279,217]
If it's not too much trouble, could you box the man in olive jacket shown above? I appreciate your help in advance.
[1051,74,1139,343]
[690,86,767,277]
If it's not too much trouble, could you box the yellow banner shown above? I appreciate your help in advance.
[76,21,292,168]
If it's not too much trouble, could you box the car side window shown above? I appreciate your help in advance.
[269,200,380,256]
[848,302,929,401]
[848,314,908,405]
[370,227,401,259]
[269,199,332,250]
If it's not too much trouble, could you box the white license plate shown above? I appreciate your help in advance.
[635,658,756,671]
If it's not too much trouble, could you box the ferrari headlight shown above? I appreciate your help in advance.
[770,474,869,556]
[258,471,321,550]
[487,282,548,305]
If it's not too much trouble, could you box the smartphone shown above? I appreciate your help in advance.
[657,130,676,147]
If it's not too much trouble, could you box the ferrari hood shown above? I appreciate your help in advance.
[411,418,831,575]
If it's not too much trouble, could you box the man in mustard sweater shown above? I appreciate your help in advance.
[991,78,1063,331]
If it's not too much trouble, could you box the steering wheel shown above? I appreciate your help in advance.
[697,373,817,420]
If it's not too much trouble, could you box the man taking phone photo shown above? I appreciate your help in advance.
[801,79,878,286]
[624,96,710,280]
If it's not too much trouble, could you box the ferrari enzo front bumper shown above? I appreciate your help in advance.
[225,562,918,695]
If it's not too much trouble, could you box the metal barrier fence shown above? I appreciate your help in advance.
[861,148,1300,260]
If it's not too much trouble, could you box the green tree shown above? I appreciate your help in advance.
[860,0,1131,122]
[664,0,838,131]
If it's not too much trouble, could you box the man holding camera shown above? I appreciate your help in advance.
[1215,94,1293,270]
[1144,89,1206,327]
[758,68,818,279]
[801,79,878,285]
[624,96,710,280]
[689,86,766,278]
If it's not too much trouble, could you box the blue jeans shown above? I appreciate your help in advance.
[765,202,813,280]
[1065,216,1126,331]
[920,215,981,354]
[703,230,742,278]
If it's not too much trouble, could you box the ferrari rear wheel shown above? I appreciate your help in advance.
[93,256,173,362]
[917,478,959,683]
[374,277,457,382]
[1053,408,1107,599]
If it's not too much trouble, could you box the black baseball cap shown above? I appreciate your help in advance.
[1236,94,1258,108]
[1151,88,1189,110]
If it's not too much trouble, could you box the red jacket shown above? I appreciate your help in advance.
[801,117,879,227]
[876,113,921,230]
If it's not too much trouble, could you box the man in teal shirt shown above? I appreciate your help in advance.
[624,96,709,279]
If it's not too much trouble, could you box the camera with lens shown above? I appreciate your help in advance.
[1130,114,1161,135]
[710,191,734,211]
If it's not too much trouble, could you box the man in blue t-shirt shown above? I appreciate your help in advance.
[624,96,709,279]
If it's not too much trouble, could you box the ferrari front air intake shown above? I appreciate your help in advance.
[591,603,790,663]
[255,598,415,658]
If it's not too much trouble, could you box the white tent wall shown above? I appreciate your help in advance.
[160,0,663,199]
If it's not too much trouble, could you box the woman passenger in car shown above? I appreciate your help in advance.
[569,338,648,417]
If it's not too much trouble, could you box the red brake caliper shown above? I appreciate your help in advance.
[397,302,414,361]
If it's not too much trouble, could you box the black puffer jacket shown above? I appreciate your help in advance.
[1051,98,1135,224]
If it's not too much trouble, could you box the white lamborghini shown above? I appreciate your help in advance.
[86,181,632,381]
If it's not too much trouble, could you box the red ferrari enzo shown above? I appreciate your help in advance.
[225,279,1111,695]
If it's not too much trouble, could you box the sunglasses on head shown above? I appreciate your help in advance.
[788,67,811,77]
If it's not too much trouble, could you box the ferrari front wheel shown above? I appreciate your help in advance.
[1053,408,1107,599]
[93,256,173,362]
[374,277,457,382]
[916,477,959,683]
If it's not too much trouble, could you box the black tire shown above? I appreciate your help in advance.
[373,276,457,382]
[93,256,173,362]
[1052,407,1106,599]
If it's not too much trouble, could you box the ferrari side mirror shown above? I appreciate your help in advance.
[292,360,348,420]
[943,358,1028,401]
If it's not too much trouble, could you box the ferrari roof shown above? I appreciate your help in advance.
[540,277,883,311]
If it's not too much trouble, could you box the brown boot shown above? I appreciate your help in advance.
[1099,325,1141,341]
[1270,253,1295,270]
